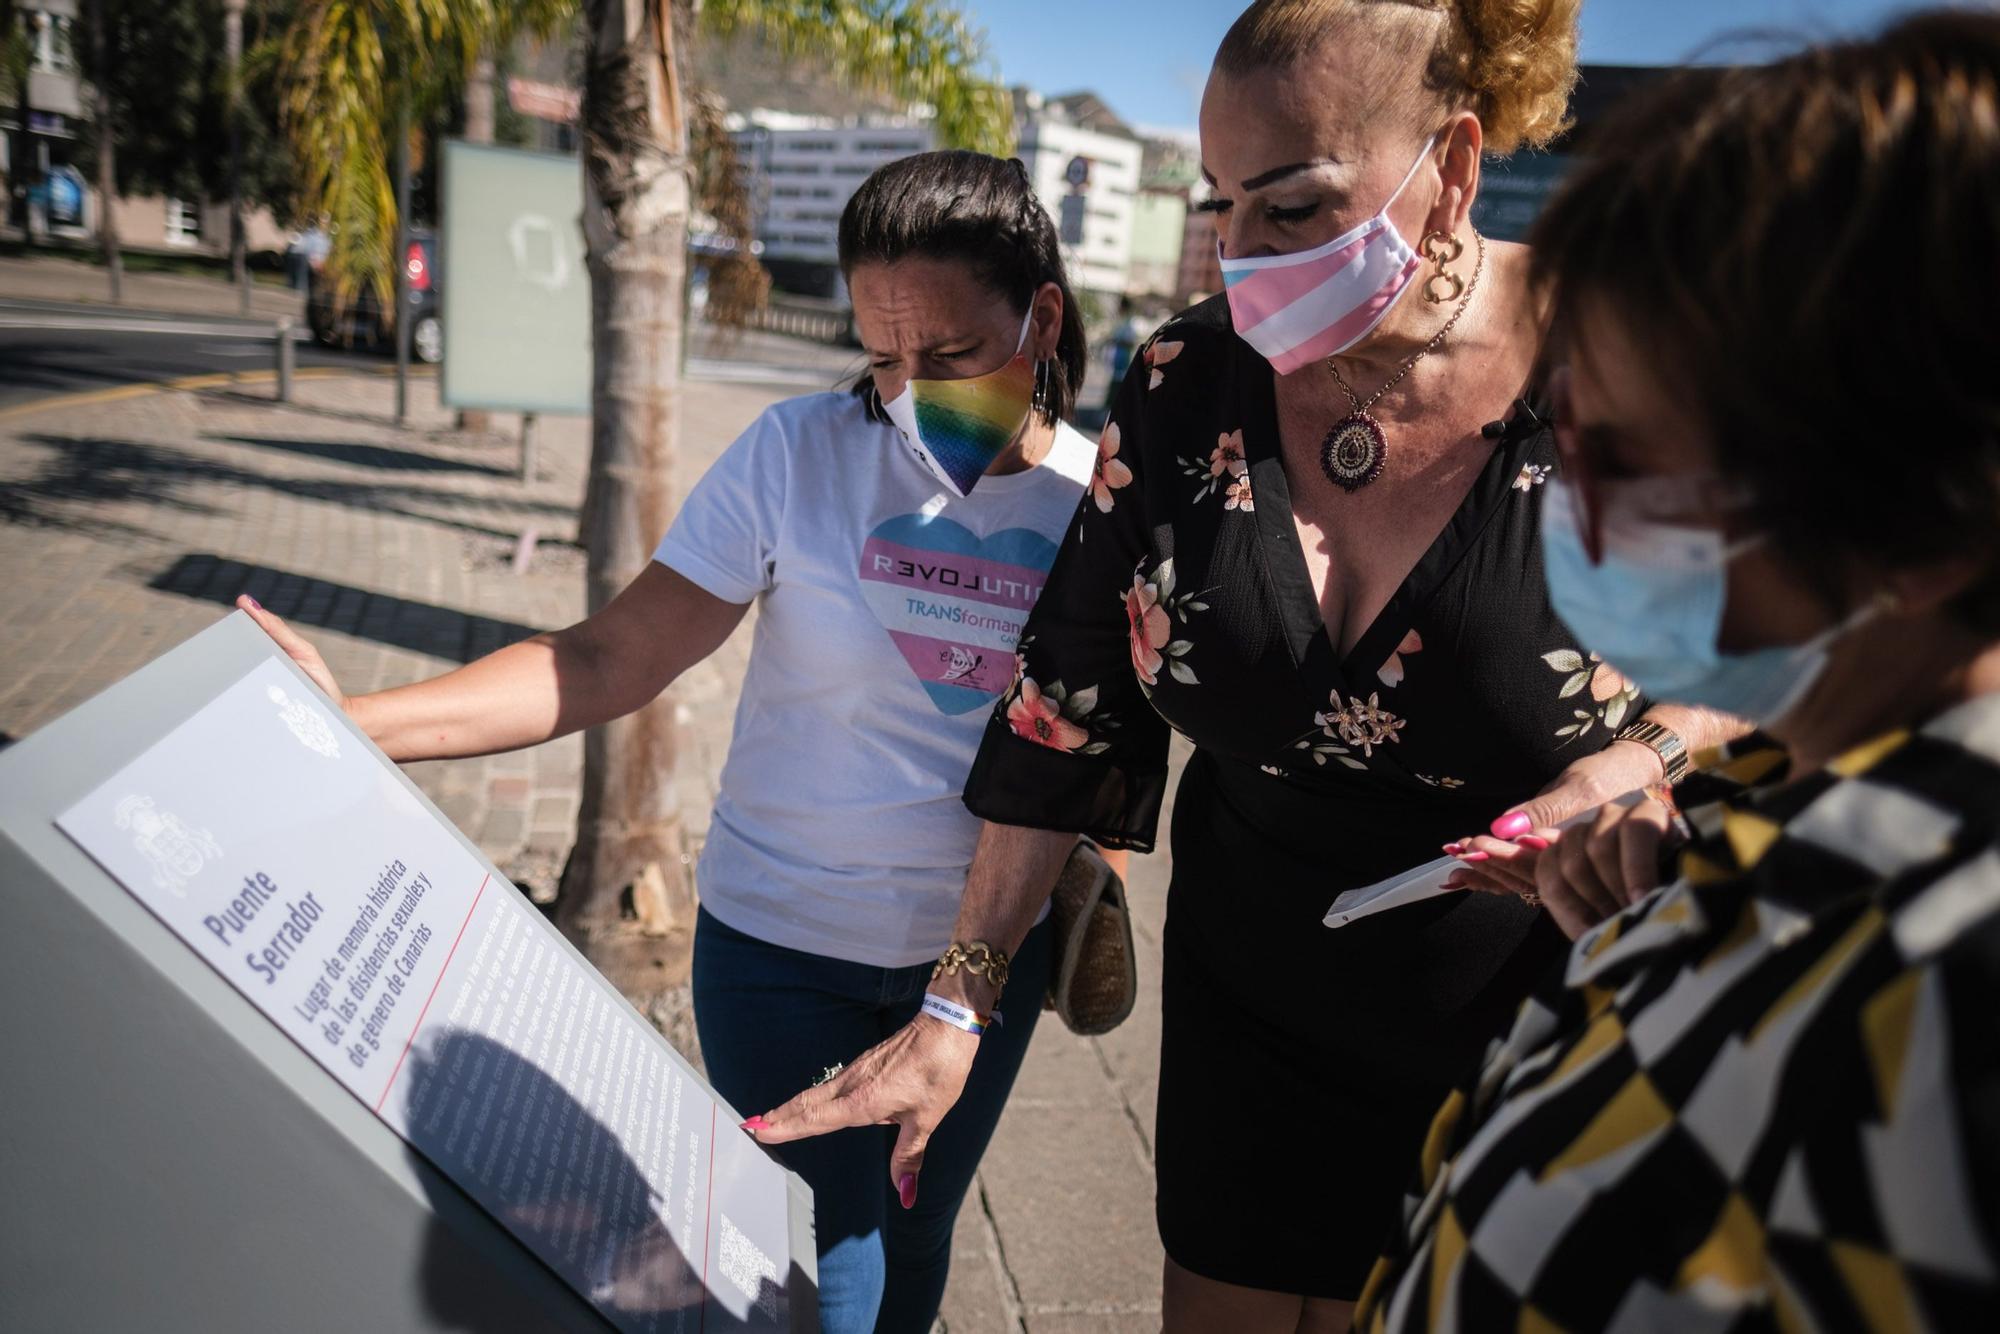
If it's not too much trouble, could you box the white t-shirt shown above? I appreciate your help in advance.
[653,391,1095,967]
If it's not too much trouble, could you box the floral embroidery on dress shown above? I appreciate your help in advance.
[1224,472,1255,512]
[1126,557,1208,688]
[1145,338,1184,390]
[1416,774,1466,789]
[1007,677,1088,751]
[1378,628,1424,688]
[1544,648,1642,741]
[999,640,1116,756]
[1290,689,1406,770]
[1324,691,1407,756]
[1514,463,1551,492]
[1090,421,1133,514]
[1180,428,1247,503]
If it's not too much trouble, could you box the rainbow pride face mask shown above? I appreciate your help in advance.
[1219,137,1434,375]
[883,310,1037,498]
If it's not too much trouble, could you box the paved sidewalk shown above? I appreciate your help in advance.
[0,251,308,322]
[0,357,1169,1331]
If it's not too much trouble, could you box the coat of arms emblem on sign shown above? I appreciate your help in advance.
[114,794,223,896]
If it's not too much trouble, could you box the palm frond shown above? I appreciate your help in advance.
[273,0,518,314]
[701,0,1014,155]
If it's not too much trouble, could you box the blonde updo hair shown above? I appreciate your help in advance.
[1214,0,1582,156]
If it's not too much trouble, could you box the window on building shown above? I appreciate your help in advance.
[1058,195,1087,247]
[164,199,203,248]
[28,10,78,74]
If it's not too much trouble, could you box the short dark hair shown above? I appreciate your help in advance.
[1530,8,2000,630]
[838,150,1087,428]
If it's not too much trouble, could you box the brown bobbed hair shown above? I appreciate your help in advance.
[1214,0,1582,155]
[838,150,1087,429]
[1530,9,2000,631]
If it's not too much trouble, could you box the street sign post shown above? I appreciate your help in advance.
[0,613,816,1333]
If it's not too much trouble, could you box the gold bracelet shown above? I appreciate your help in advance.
[933,940,1010,991]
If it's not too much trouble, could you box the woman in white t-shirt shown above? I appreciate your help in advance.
[240,150,1100,1334]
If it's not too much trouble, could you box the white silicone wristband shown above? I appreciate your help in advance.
[921,993,1000,1036]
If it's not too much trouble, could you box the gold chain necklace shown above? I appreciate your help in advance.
[1320,231,1487,493]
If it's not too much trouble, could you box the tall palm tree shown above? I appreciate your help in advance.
[276,0,1010,1007]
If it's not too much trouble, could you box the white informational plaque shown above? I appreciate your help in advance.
[43,628,810,1333]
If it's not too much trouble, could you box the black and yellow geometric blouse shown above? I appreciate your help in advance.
[1355,696,2000,1331]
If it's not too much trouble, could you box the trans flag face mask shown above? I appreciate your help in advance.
[1219,137,1435,375]
[882,310,1038,499]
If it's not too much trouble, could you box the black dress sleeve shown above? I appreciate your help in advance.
[962,341,1174,852]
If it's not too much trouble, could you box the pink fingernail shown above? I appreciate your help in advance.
[1491,812,1533,840]
[898,1174,918,1209]
[1513,835,1551,851]
[1456,851,1490,863]
[1442,843,1464,855]
[244,594,263,611]
[742,1115,768,1132]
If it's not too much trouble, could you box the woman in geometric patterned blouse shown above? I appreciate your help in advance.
[1361,11,2000,1329]
[752,3,1741,1330]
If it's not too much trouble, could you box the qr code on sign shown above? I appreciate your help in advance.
[719,1213,780,1320]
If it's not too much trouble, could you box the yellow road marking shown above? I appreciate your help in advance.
[0,364,436,425]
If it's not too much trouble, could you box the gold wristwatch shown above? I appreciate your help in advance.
[1615,720,1690,785]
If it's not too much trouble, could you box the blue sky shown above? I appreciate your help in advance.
[972,0,1945,135]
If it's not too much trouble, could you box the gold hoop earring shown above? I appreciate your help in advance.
[1420,229,1466,304]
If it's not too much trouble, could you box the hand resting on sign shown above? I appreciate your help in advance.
[233,565,747,763]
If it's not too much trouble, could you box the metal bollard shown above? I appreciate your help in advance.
[519,412,537,483]
[275,317,295,403]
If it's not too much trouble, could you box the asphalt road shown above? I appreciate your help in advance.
[0,299,377,411]
[0,297,876,413]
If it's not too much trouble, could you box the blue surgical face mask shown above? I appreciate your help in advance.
[1540,477,1875,726]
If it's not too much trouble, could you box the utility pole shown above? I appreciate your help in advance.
[456,47,496,434]
[88,0,120,302]
[223,0,248,315]
[393,90,412,426]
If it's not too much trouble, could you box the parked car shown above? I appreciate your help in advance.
[307,229,443,364]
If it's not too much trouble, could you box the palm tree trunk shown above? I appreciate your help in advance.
[560,0,695,999]
[465,51,497,142]
[457,50,496,434]
[88,0,118,302]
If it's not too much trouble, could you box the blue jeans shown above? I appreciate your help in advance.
[692,907,1051,1334]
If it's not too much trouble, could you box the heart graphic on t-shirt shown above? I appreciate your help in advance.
[858,515,1060,715]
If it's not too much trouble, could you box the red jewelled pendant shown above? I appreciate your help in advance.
[1321,412,1387,492]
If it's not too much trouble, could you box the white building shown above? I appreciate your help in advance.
[1014,90,1143,299]
[729,113,934,295]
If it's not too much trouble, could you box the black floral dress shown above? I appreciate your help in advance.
[963,297,1642,1298]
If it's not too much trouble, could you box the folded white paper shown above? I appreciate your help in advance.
[1323,791,1646,928]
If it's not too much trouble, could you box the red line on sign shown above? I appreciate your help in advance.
[374,872,491,1113]
[700,1101,717,1332]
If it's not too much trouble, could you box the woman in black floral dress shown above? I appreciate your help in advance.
[751,3,1737,1328]
[965,4,1742,1327]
